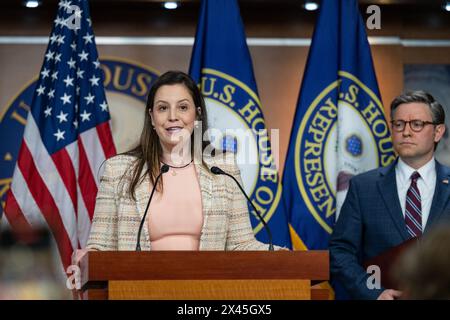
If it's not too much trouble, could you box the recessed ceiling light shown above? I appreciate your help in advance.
[24,0,41,8]
[444,1,450,12]
[164,1,178,10]
[304,1,319,11]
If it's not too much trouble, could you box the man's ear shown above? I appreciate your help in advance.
[434,124,446,143]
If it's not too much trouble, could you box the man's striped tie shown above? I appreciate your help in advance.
[405,171,422,238]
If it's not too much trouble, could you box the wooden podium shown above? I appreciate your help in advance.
[80,251,329,300]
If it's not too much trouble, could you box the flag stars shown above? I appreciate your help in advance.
[89,75,100,86]
[59,0,70,10]
[77,68,85,79]
[56,35,65,45]
[56,110,68,123]
[50,33,58,44]
[47,89,55,99]
[54,129,65,141]
[83,33,93,44]
[63,75,74,87]
[54,16,62,27]
[17,3,113,169]
[84,93,95,105]
[60,93,72,105]
[80,110,91,122]
[99,101,108,112]
[45,50,55,61]
[67,58,76,69]
[60,18,68,28]
[41,68,50,79]
[44,106,52,117]
[36,85,46,96]
[74,8,83,19]
[78,50,89,61]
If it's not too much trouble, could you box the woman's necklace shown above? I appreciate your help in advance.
[161,159,193,176]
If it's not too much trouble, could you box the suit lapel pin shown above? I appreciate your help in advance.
[443,179,449,184]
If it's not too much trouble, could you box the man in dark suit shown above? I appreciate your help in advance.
[329,90,450,300]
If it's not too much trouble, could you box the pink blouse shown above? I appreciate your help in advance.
[147,162,204,250]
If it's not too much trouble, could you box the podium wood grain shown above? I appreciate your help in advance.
[81,251,329,300]
[109,280,311,300]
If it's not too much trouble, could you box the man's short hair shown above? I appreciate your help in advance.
[390,90,446,125]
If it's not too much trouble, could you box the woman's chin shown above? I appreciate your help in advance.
[160,137,190,149]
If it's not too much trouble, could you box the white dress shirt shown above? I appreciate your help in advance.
[396,157,436,230]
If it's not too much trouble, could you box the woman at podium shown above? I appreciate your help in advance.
[76,70,281,261]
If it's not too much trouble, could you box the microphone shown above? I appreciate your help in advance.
[136,164,169,251]
[210,166,274,251]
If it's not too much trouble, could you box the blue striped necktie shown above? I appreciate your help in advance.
[405,171,422,238]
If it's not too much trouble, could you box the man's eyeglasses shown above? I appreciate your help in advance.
[390,119,437,132]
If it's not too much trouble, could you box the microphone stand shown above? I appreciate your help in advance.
[211,166,274,251]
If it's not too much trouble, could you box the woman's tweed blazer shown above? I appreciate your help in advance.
[86,153,274,251]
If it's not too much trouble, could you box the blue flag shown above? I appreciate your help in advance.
[283,0,395,251]
[189,0,291,248]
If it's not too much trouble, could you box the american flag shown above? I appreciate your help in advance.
[4,0,116,271]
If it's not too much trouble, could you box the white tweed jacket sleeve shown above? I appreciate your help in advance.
[86,157,121,250]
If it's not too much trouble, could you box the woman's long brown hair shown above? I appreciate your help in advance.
[123,70,211,201]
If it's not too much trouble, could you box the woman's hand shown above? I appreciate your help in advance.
[69,248,90,300]
[71,248,89,266]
